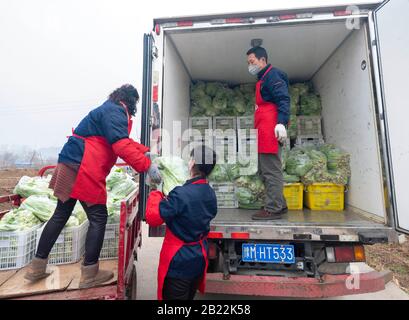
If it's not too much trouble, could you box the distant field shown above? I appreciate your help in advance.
[0,168,39,211]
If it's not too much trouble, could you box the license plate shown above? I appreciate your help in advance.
[242,243,295,264]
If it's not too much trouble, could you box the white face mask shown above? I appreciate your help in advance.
[248,64,261,76]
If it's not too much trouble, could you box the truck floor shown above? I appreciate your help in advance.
[213,208,385,228]
[0,259,117,300]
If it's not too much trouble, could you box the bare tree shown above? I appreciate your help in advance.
[0,151,17,168]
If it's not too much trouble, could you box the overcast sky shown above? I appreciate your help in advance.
[0,0,380,150]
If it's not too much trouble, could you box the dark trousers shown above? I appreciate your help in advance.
[258,148,287,213]
[36,198,108,266]
[163,276,201,300]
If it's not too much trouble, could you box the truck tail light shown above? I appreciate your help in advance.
[333,10,352,16]
[231,232,250,240]
[279,14,297,21]
[208,232,223,239]
[267,13,312,23]
[152,85,159,102]
[162,21,193,28]
[177,21,193,27]
[326,245,366,263]
[155,24,161,35]
[208,242,217,259]
[354,245,366,262]
[211,17,255,25]
[334,247,355,262]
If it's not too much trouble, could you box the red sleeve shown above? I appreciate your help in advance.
[145,190,165,227]
[112,138,151,173]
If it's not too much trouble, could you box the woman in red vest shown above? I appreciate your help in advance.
[25,84,162,288]
[146,145,217,300]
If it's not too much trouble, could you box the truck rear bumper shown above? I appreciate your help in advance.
[205,270,388,298]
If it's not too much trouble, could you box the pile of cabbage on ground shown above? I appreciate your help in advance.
[282,144,351,185]
[0,167,137,232]
[190,81,256,117]
[288,82,322,138]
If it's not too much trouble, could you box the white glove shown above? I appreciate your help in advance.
[274,124,287,143]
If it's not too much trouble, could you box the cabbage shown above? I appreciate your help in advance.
[284,173,300,183]
[213,90,228,111]
[206,82,224,97]
[240,83,256,95]
[194,95,213,111]
[208,164,230,182]
[234,175,265,209]
[106,167,127,191]
[300,94,322,116]
[288,115,298,139]
[72,204,87,225]
[65,216,80,228]
[229,95,246,115]
[291,83,311,97]
[0,208,42,231]
[20,195,57,222]
[13,175,53,198]
[110,177,137,201]
[191,81,207,100]
[153,156,189,195]
[286,151,313,177]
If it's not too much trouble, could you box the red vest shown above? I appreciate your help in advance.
[69,102,133,204]
[254,65,279,154]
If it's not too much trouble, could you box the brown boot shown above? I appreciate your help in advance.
[252,209,283,220]
[79,262,114,289]
[24,257,52,281]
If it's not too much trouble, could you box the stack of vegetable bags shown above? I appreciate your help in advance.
[282,144,351,185]
[288,82,322,139]
[190,81,255,117]
[208,156,263,210]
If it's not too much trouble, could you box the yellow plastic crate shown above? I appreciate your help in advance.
[284,183,303,210]
[304,183,345,211]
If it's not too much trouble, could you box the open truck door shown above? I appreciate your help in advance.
[373,0,409,234]
[139,32,165,237]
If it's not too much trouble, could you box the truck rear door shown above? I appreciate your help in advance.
[138,33,153,220]
[374,0,409,234]
[139,32,164,236]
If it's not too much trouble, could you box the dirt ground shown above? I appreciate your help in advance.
[1,168,408,294]
[0,168,38,211]
[365,237,409,294]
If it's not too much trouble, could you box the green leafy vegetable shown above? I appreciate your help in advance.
[20,195,57,222]
[13,175,53,198]
[0,208,42,231]
[153,156,189,195]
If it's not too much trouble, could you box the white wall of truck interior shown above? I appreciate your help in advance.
[156,16,388,223]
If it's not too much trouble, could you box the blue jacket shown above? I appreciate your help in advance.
[58,100,130,165]
[258,64,291,126]
[159,177,218,280]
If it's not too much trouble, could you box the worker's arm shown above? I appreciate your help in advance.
[146,190,165,226]
[102,105,151,173]
[266,69,291,126]
[157,187,184,223]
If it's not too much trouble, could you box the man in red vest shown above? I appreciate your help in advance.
[247,46,291,220]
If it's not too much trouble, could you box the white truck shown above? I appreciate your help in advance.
[138,0,409,298]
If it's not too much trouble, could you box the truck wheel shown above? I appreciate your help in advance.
[126,264,138,300]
